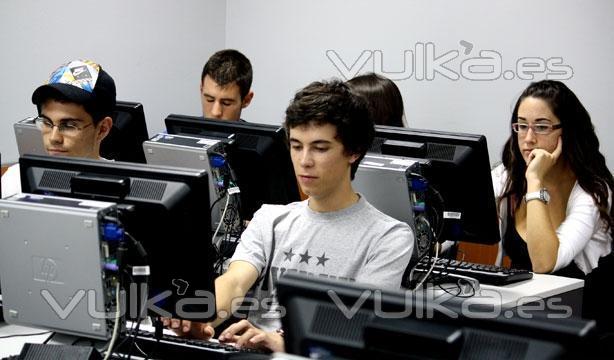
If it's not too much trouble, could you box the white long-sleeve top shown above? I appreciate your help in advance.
[492,164,612,275]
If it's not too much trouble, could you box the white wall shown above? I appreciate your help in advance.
[226,0,614,168]
[2,0,613,170]
[0,0,226,163]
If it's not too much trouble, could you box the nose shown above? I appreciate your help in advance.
[210,101,223,118]
[48,126,63,144]
[521,127,537,143]
[299,149,314,168]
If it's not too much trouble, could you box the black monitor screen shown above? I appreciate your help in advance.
[19,154,216,322]
[372,125,499,245]
[165,115,300,220]
[101,101,149,163]
[278,273,596,360]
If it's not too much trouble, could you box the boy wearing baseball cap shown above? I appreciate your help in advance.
[1,59,116,198]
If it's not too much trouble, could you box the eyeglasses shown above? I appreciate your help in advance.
[511,122,562,135]
[34,116,93,136]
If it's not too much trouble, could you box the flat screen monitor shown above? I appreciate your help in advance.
[371,125,499,245]
[278,273,597,360]
[101,101,149,163]
[19,154,216,322]
[165,115,300,220]
[13,101,149,164]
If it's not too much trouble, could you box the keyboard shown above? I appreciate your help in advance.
[411,257,533,286]
[114,329,269,359]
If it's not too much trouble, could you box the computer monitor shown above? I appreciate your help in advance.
[19,154,216,322]
[13,101,149,163]
[371,125,499,245]
[165,115,301,220]
[278,273,597,359]
[101,101,149,163]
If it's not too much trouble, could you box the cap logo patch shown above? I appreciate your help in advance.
[47,60,101,93]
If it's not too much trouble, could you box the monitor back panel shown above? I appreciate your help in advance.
[14,118,46,157]
[143,133,229,227]
[354,154,422,226]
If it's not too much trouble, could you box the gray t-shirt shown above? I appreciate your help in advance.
[229,195,414,331]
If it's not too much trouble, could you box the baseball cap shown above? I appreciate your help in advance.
[31,59,116,120]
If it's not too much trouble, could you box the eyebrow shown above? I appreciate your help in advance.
[516,117,553,123]
[289,138,333,146]
[202,93,237,102]
[39,114,86,123]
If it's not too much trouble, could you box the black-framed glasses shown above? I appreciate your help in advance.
[34,116,93,136]
[511,122,562,135]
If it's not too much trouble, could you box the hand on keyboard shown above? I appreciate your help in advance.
[162,317,215,339]
[219,319,284,353]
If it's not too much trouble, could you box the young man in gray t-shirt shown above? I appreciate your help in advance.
[166,79,414,352]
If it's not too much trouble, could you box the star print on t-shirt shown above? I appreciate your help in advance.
[316,252,330,267]
[299,250,312,264]
[283,248,295,262]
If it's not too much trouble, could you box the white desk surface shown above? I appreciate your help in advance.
[0,319,181,358]
[0,323,55,357]
[431,273,583,310]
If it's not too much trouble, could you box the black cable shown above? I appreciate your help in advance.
[409,247,439,290]
[144,317,163,360]
[427,185,446,242]
[427,256,477,299]
[210,190,228,214]
[118,271,151,359]
[42,331,55,344]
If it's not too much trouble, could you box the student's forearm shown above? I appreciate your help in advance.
[526,201,559,272]
[525,180,559,272]
[210,273,249,328]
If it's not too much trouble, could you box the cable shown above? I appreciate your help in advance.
[408,172,445,242]
[133,342,148,357]
[124,291,150,360]
[427,185,446,242]
[114,268,151,359]
[103,281,121,360]
[209,190,228,214]
[42,331,55,344]
[414,241,440,290]
[212,192,232,247]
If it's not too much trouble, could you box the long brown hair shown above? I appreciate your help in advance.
[500,80,613,232]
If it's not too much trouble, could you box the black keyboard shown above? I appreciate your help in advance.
[114,329,269,359]
[412,257,533,286]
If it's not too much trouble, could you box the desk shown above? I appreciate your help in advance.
[475,274,582,307]
[430,274,584,318]
[0,320,163,358]
[0,323,54,357]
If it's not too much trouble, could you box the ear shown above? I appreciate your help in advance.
[95,116,113,142]
[200,79,204,94]
[241,90,254,109]
[348,153,360,164]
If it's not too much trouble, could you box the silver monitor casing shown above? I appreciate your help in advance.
[0,194,120,339]
[14,117,46,157]
[354,153,423,229]
[143,133,228,228]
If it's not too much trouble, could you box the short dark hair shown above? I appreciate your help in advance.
[284,79,374,179]
[36,93,111,125]
[201,49,253,99]
[346,72,405,127]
